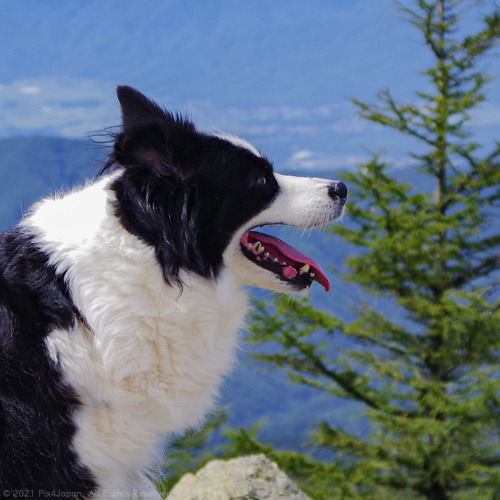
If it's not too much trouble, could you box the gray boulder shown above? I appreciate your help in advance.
[167,454,311,500]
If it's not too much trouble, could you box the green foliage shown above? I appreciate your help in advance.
[241,1,500,499]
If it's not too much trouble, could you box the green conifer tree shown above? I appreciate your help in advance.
[229,1,500,499]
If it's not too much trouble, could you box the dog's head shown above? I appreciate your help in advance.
[103,86,346,294]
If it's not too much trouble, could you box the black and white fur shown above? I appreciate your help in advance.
[0,86,347,497]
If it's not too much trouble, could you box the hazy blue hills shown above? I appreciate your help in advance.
[0,137,101,229]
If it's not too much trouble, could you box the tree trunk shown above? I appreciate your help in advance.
[426,484,449,500]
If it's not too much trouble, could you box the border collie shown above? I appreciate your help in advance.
[0,86,347,498]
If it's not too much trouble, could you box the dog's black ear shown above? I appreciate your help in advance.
[114,86,196,178]
[117,85,166,133]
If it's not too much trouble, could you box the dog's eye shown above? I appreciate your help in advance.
[256,176,267,185]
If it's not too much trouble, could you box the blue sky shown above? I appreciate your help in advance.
[1,0,500,172]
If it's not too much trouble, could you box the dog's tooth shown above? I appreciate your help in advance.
[310,273,315,277]
[264,253,270,258]
[248,243,254,250]
[300,264,310,273]
[274,258,279,263]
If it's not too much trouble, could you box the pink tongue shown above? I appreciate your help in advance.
[247,231,331,292]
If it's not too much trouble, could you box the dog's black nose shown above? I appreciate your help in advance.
[328,181,347,200]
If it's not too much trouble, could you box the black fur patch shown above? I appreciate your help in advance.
[0,229,96,495]
[103,86,280,285]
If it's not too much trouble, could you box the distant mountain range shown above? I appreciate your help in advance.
[0,137,99,228]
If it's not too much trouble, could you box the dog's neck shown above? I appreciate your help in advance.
[23,176,248,489]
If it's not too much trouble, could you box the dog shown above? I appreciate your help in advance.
[0,86,347,497]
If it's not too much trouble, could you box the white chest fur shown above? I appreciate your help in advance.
[23,178,248,491]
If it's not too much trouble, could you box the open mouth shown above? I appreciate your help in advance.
[240,227,331,292]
